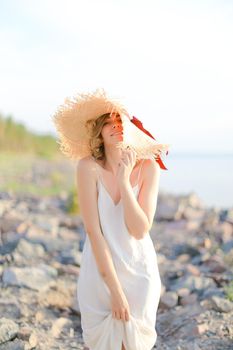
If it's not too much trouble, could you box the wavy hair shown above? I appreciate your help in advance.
[85,113,113,160]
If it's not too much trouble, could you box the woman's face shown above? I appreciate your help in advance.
[101,113,123,146]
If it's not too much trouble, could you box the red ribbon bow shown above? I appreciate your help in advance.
[130,116,168,170]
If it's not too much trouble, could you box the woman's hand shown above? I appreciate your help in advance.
[116,147,137,185]
[110,289,130,322]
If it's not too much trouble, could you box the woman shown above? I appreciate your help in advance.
[52,88,170,350]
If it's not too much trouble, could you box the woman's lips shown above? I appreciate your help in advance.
[111,131,123,136]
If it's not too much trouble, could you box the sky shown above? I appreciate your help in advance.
[0,0,233,154]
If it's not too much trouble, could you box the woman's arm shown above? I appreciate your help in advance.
[76,157,124,297]
[119,159,161,240]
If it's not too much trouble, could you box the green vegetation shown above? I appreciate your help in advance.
[66,186,80,214]
[224,280,233,302]
[0,152,80,215]
[0,113,59,159]
[0,113,82,213]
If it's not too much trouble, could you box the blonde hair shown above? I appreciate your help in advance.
[85,113,112,160]
[85,113,141,167]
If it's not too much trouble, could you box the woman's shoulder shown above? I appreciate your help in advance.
[76,155,97,175]
[141,158,160,176]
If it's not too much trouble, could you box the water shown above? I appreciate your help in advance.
[159,153,233,210]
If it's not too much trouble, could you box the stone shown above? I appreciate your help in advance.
[17,327,31,341]
[176,288,190,298]
[186,264,201,276]
[173,243,200,258]
[0,338,25,350]
[12,238,45,263]
[183,207,205,221]
[180,293,198,306]
[225,208,233,224]
[28,332,38,348]
[155,195,182,221]
[0,303,21,319]
[0,318,19,344]
[51,317,73,338]
[38,286,73,309]
[159,291,178,309]
[170,275,217,294]
[186,322,209,337]
[58,248,82,266]
[210,296,233,313]
[2,264,57,291]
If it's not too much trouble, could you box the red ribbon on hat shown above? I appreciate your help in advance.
[130,116,168,170]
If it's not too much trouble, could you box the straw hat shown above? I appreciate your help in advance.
[52,88,170,169]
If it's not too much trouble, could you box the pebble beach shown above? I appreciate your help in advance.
[0,157,233,350]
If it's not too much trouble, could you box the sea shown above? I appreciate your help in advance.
[159,153,233,210]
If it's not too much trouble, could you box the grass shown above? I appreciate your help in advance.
[0,152,77,200]
[224,281,233,302]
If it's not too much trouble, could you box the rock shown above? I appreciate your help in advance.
[0,318,19,344]
[51,317,73,338]
[156,195,182,221]
[0,338,25,350]
[185,193,204,209]
[0,232,20,245]
[0,303,21,319]
[210,296,233,313]
[186,264,201,276]
[16,221,29,234]
[58,227,79,241]
[0,214,22,234]
[201,287,225,300]
[225,208,233,224]
[202,237,212,249]
[185,220,202,231]
[0,241,19,256]
[31,216,59,236]
[201,256,227,273]
[59,216,82,230]
[70,298,81,316]
[218,222,233,243]
[12,238,45,262]
[17,327,31,341]
[159,291,178,309]
[0,168,232,350]
[0,199,12,217]
[176,288,190,298]
[223,248,233,268]
[221,239,233,253]
[51,262,80,276]
[176,254,190,263]
[2,264,57,291]
[173,244,201,258]
[191,252,211,265]
[180,293,198,306]
[28,332,38,349]
[38,283,73,309]
[58,248,82,266]
[183,207,205,221]
[156,303,203,340]
[186,322,209,337]
[170,275,217,294]
[25,229,70,253]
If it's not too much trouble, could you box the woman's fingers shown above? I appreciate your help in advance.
[122,148,136,164]
[112,309,129,322]
[125,310,130,322]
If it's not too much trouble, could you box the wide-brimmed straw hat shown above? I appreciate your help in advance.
[52,88,170,169]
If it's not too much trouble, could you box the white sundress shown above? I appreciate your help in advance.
[77,158,162,350]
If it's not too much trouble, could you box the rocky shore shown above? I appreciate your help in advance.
[0,190,233,350]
